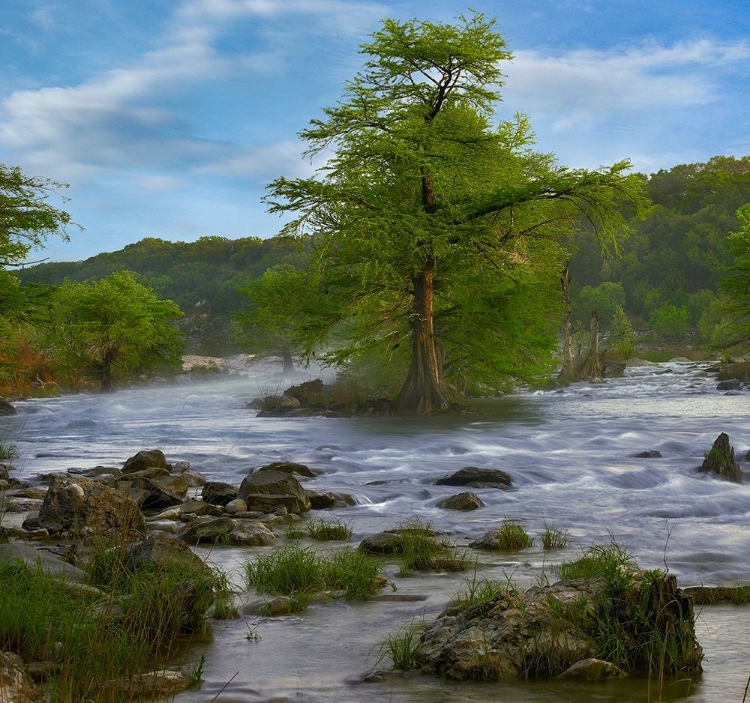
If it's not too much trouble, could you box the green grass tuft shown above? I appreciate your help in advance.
[306,517,352,541]
[540,523,569,550]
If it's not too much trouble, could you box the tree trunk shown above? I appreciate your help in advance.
[281,351,295,375]
[575,311,604,382]
[395,259,452,413]
[558,261,575,378]
[101,349,114,392]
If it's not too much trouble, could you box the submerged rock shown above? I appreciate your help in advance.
[436,492,484,511]
[634,450,662,458]
[717,379,742,391]
[435,467,513,490]
[558,658,626,681]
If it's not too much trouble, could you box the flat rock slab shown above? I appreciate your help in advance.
[0,543,87,582]
[435,467,513,490]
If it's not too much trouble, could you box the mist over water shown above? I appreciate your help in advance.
[4,359,750,701]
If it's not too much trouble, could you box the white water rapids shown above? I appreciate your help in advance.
[3,359,750,701]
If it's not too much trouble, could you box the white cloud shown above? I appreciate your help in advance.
[504,38,750,131]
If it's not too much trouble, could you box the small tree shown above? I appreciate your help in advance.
[52,271,184,390]
[611,304,637,359]
[235,265,312,374]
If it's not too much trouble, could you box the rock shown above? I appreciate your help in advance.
[354,398,395,416]
[306,489,337,509]
[634,450,662,458]
[38,476,146,536]
[244,596,295,616]
[698,432,742,483]
[717,379,742,391]
[125,534,210,575]
[169,460,191,473]
[256,461,317,478]
[228,521,278,546]
[602,360,626,378]
[0,544,87,582]
[436,492,484,510]
[669,357,692,363]
[559,658,626,681]
[123,476,185,511]
[225,498,248,515]
[0,399,17,416]
[238,470,311,514]
[435,467,513,490]
[201,481,238,507]
[623,358,657,367]
[180,517,236,545]
[150,501,224,521]
[122,449,168,474]
[21,513,41,530]
[68,466,122,480]
[359,532,406,555]
[469,526,530,550]
[416,571,702,681]
[0,463,10,481]
[121,467,170,481]
[285,379,324,402]
[180,470,205,487]
[0,651,44,702]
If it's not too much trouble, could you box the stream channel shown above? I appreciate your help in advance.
[3,359,750,701]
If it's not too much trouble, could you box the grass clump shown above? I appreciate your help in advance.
[556,540,635,588]
[391,519,471,575]
[0,547,223,702]
[452,566,504,609]
[245,543,384,607]
[492,522,533,551]
[540,524,570,550]
[306,517,352,541]
[377,622,423,670]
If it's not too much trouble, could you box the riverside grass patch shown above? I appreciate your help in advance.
[0,553,225,702]
[306,517,352,541]
[245,543,384,605]
[392,519,471,575]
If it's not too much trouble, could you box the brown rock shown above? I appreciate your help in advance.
[122,449,168,474]
[0,651,44,702]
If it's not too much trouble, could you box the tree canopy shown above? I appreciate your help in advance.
[0,165,72,267]
[51,271,185,391]
[265,12,646,411]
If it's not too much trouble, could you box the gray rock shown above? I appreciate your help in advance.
[698,432,742,483]
[0,543,87,582]
[180,517,236,545]
[0,399,17,416]
[717,379,742,391]
[225,498,248,514]
[125,534,211,575]
[229,521,277,546]
[634,450,662,458]
[436,492,484,511]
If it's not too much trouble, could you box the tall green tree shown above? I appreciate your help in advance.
[236,265,312,373]
[52,271,184,390]
[717,203,750,347]
[265,12,646,412]
[0,165,72,266]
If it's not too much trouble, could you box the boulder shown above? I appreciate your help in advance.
[306,489,337,509]
[699,432,742,482]
[103,670,190,698]
[256,461,317,478]
[634,450,662,458]
[0,651,44,703]
[238,470,311,514]
[0,399,17,416]
[180,470,205,487]
[417,572,702,681]
[717,379,742,391]
[122,449,168,474]
[120,476,185,511]
[38,476,146,536]
[201,481,238,507]
[0,544,87,582]
[436,492,484,510]
[435,467,513,490]
[602,360,626,378]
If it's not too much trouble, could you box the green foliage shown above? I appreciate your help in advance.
[0,551,221,702]
[0,164,72,267]
[489,522,533,551]
[556,540,636,591]
[716,203,750,348]
[540,524,570,550]
[571,282,626,327]
[245,544,384,605]
[452,567,504,608]
[306,517,352,541]
[611,304,638,358]
[377,622,423,670]
[51,270,185,390]
[390,520,471,575]
[649,303,690,339]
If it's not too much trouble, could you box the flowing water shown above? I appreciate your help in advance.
[3,359,750,701]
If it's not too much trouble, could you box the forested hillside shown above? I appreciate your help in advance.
[569,156,750,345]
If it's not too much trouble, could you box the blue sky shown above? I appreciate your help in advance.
[1,0,749,262]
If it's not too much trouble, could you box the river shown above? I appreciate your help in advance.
[3,359,750,701]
